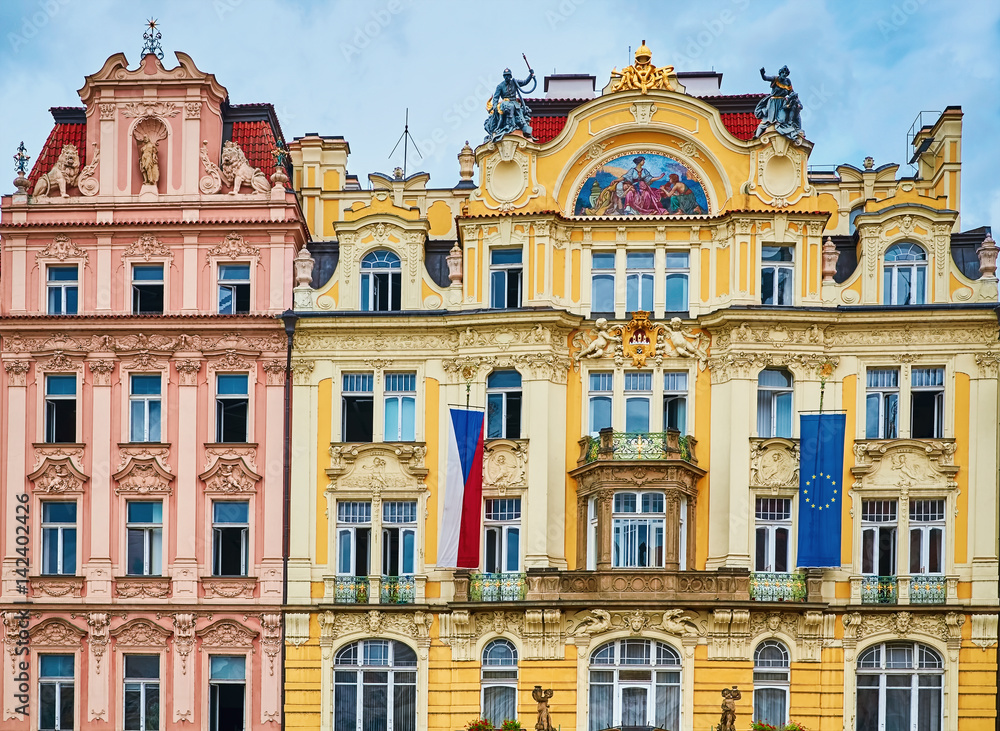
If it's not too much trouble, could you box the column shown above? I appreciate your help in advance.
[523,375,550,568]
[172,357,202,597]
[86,360,114,597]
[663,491,682,571]
[595,489,613,571]
[260,361,286,599]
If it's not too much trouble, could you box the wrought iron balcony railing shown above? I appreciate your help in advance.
[749,571,807,602]
[860,575,898,604]
[380,575,415,604]
[910,574,946,604]
[469,572,528,602]
[580,428,696,464]
[334,576,369,604]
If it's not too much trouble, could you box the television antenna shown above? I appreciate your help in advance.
[388,108,423,178]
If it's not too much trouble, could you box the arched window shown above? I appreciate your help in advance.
[883,243,927,305]
[757,369,793,438]
[481,639,518,725]
[333,639,416,731]
[589,639,681,731]
[856,641,943,731]
[753,640,790,726]
[486,370,522,439]
[360,250,401,311]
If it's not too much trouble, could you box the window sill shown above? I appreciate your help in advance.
[201,576,257,599]
[29,575,84,598]
[114,576,171,599]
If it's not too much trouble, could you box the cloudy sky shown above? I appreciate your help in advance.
[2,0,998,228]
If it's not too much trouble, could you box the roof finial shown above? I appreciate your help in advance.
[142,18,163,60]
[13,141,30,195]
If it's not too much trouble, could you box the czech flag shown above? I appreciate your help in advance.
[439,408,485,569]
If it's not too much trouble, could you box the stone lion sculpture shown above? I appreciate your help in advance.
[33,144,81,198]
[220,140,271,195]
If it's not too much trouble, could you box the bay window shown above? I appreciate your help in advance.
[612,491,664,568]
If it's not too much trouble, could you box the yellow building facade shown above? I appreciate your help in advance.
[283,50,999,731]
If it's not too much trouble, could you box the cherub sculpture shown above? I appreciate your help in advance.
[576,318,621,361]
[716,686,741,731]
[532,686,555,731]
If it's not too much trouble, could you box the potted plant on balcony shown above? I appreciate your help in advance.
[500,721,521,731]
[750,722,808,731]
[465,719,494,731]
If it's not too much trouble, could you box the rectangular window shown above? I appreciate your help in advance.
[910,499,945,574]
[484,498,521,573]
[624,372,652,433]
[129,374,162,443]
[861,499,898,575]
[911,367,944,439]
[590,251,615,314]
[754,498,792,572]
[757,369,793,438]
[215,374,249,443]
[865,368,899,439]
[212,501,249,577]
[337,501,371,576]
[209,656,246,731]
[47,265,78,315]
[382,501,417,577]
[490,249,522,309]
[761,246,794,306]
[39,654,75,731]
[218,263,251,315]
[612,491,665,568]
[589,372,613,435]
[383,372,416,442]
[123,655,159,731]
[486,370,522,440]
[663,372,688,432]
[342,373,374,442]
[131,264,164,315]
[45,374,77,444]
[625,251,654,313]
[664,251,690,312]
[41,502,76,575]
[126,502,162,576]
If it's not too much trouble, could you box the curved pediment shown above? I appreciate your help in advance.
[30,618,86,647]
[199,457,261,494]
[28,457,89,494]
[113,457,174,496]
[112,618,172,647]
[327,443,429,495]
[851,439,959,491]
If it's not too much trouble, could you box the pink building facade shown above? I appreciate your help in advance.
[0,51,306,729]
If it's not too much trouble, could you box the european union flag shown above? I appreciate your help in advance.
[797,413,846,567]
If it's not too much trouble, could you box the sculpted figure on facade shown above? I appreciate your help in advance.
[221,140,271,194]
[661,317,708,364]
[575,318,622,361]
[609,41,678,94]
[571,609,612,636]
[133,118,167,186]
[716,686,741,731]
[33,144,80,197]
[532,686,555,731]
[484,64,537,142]
[754,66,804,142]
[660,609,700,636]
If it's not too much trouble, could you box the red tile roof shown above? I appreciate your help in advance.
[532,116,567,143]
[720,112,758,141]
[231,120,279,178]
[27,123,87,191]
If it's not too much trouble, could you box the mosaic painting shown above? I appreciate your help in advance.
[574,151,710,217]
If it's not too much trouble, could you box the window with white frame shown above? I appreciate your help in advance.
[911,367,944,439]
[131,264,164,315]
[215,374,249,443]
[612,491,664,568]
[482,639,518,726]
[212,501,249,577]
[490,249,522,309]
[910,499,945,575]
[757,369,793,438]
[382,501,416,578]
[486,370,522,440]
[589,639,681,731]
[337,501,371,578]
[45,374,77,444]
[589,372,613,435]
[862,499,898,576]
[342,373,374,442]
[129,374,161,443]
[218,263,252,314]
[625,251,654,313]
[361,250,402,312]
[624,371,652,433]
[586,495,598,571]
[664,251,689,312]
[41,502,76,576]
[484,498,521,574]
[753,640,790,727]
[883,243,928,305]
[126,501,162,576]
[47,265,78,315]
[856,642,943,731]
[663,372,688,432]
[383,372,416,442]
[761,246,794,306]
[591,251,615,313]
[123,655,159,731]
[333,640,416,731]
[755,497,791,573]
[865,368,899,439]
[39,654,75,731]
[209,655,246,731]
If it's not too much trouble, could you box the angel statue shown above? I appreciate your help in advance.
[716,686,742,731]
[484,60,537,142]
[576,318,621,361]
[532,686,555,731]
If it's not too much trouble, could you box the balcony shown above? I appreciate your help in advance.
[471,572,527,601]
[333,576,369,604]
[380,575,415,604]
[860,575,898,604]
[579,428,696,464]
[909,575,946,605]
[749,571,808,602]
[524,567,750,602]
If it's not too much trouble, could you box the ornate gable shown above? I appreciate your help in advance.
[28,457,88,495]
[199,458,261,495]
[197,619,257,648]
[113,457,174,496]
[30,618,86,647]
[111,618,172,647]
[327,443,429,497]
[851,439,959,492]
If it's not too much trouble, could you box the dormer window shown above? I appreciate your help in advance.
[361,251,401,312]
[884,243,927,305]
